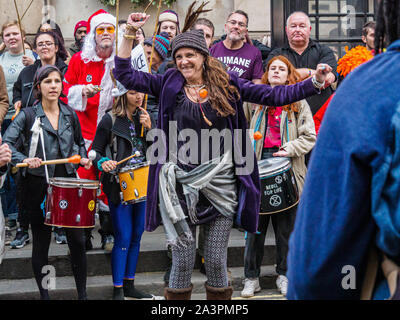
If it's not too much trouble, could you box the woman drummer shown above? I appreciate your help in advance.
[242,56,316,298]
[3,65,91,300]
[91,84,155,300]
[114,12,330,300]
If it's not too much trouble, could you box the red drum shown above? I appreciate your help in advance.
[44,178,100,228]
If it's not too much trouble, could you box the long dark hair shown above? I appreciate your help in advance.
[33,65,65,101]
[33,31,68,62]
[374,0,400,54]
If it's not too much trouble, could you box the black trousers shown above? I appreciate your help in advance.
[244,206,297,278]
[23,173,87,299]
[244,147,297,278]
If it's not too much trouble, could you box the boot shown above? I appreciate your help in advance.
[123,279,154,300]
[164,284,193,300]
[113,286,124,300]
[205,283,233,300]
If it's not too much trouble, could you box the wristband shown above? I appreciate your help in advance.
[97,157,110,172]
[312,75,325,89]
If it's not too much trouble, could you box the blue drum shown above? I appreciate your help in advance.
[258,157,299,214]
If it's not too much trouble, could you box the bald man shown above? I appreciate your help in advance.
[267,11,337,117]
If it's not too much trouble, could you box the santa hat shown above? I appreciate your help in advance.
[87,9,116,34]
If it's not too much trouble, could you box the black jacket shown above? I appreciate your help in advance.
[3,101,87,178]
[12,57,68,108]
[92,112,151,205]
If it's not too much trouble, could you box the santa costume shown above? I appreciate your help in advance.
[63,9,117,210]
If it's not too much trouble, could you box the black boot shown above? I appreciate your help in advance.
[113,286,124,300]
[123,279,154,300]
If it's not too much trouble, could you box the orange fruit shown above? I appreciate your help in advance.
[199,88,208,99]
[254,131,262,140]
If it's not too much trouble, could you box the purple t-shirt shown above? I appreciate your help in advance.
[210,41,264,81]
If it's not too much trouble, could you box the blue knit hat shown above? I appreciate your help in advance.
[143,32,170,60]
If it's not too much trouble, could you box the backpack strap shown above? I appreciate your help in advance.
[105,110,117,161]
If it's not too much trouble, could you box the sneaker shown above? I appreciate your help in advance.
[276,275,288,296]
[54,228,67,244]
[101,234,114,252]
[10,228,30,249]
[5,228,13,245]
[6,219,17,231]
[241,278,261,298]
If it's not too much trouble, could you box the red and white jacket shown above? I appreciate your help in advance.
[62,52,114,150]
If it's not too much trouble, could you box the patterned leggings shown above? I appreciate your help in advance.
[169,214,233,289]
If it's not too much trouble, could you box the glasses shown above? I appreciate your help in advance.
[96,26,115,35]
[227,20,247,28]
[37,42,55,48]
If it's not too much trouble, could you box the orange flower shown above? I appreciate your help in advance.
[337,46,374,78]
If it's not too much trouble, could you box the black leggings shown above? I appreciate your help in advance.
[23,173,87,300]
[31,223,87,299]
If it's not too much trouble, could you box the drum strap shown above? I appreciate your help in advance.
[29,117,50,183]
[106,111,118,161]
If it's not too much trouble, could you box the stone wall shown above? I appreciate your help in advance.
[0,0,272,47]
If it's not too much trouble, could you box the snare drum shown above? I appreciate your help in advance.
[118,161,149,204]
[44,178,100,228]
[258,157,299,214]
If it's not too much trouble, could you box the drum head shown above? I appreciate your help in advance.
[258,157,292,178]
[49,177,99,189]
[119,161,150,173]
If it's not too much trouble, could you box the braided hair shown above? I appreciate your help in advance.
[374,0,400,54]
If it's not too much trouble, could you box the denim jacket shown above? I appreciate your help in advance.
[287,40,400,299]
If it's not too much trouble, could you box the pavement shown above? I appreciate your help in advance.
[0,219,281,300]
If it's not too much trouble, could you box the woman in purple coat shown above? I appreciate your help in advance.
[114,12,330,300]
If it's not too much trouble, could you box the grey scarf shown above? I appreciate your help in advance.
[159,150,238,248]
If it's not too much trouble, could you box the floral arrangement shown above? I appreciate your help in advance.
[99,0,176,7]
[337,45,374,78]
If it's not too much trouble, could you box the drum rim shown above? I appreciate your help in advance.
[259,166,292,179]
[119,161,150,173]
[49,177,99,189]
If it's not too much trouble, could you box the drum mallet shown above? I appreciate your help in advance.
[16,154,82,168]
[116,151,141,166]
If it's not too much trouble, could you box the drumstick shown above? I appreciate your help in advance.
[116,151,140,166]
[16,155,81,168]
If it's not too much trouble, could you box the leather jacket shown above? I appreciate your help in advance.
[3,101,87,178]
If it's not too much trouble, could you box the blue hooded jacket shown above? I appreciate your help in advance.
[287,40,400,299]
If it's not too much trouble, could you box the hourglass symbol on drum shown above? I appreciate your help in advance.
[269,195,282,207]
[121,181,127,190]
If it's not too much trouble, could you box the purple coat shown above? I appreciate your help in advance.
[113,56,319,233]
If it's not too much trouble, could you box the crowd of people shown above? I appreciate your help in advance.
[0,0,398,301]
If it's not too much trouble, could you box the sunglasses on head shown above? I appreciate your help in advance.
[96,26,115,35]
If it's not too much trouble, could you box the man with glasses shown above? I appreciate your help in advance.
[210,10,264,84]
[63,10,118,251]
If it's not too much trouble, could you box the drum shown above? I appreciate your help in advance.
[117,161,149,204]
[258,157,299,214]
[44,178,100,228]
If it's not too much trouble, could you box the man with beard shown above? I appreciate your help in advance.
[210,10,264,84]
[63,9,117,251]
[68,20,88,57]
[362,21,376,53]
